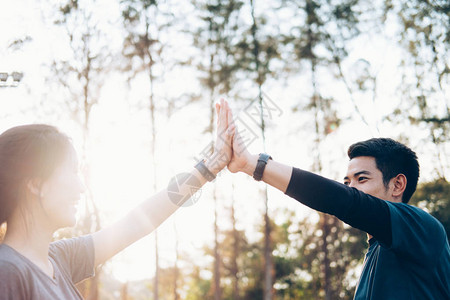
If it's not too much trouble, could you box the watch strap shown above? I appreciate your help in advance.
[253,153,272,181]
[195,159,216,182]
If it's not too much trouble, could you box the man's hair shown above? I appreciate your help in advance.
[347,138,420,203]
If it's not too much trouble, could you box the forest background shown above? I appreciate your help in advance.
[0,0,449,299]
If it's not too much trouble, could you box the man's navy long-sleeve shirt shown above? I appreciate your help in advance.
[285,168,450,300]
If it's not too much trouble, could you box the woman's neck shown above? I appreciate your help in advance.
[3,213,54,264]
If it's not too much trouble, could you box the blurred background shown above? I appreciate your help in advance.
[0,0,449,299]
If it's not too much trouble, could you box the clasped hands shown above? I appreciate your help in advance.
[204,99,254,176]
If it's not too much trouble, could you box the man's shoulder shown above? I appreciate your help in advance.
[387,202,442,226]
[386,202,447,254]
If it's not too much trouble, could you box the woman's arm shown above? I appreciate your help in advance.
[92,99,235,266]
[92,164,210,266]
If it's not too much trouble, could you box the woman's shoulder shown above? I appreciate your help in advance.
[0,244,29,277]
[49,235,93,255]
[0,245,32,299]
[48,235,94,268]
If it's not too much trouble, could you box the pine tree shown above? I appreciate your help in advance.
[48,1,114,297]
[120,1,174,298]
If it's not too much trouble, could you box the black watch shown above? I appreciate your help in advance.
[253,153,272,181]
[195,159,216,182]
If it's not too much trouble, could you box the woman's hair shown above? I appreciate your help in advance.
[0,124,72,226]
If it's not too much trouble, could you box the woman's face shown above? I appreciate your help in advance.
[39,146,85,229]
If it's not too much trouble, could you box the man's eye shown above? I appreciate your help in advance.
[344,181,350,186]
[358,177,368,181]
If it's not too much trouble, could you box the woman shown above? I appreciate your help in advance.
[0,99,235,299]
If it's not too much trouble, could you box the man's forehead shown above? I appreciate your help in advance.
[346,156,378,176]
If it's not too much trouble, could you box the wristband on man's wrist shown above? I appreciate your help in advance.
[253,153,272,181]
[195,159,216,182]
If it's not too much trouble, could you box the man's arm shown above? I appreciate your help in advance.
[238,154,391,245]
[240,154,293,193]
[226,101,392,246]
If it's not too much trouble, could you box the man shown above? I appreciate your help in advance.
[220,101,450,299]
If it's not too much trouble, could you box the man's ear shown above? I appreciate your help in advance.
[391,174,407,200]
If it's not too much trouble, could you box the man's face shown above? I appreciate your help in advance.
[344,156,395,202]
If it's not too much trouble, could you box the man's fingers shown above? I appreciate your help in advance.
[227,102,234,129]
[233,127,245,150]
[227,125,236,142]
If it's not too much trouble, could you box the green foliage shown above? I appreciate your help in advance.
[120,0,171,79]
[286,213,366,299]
[178,209,367,299]
[384,0,450,177]
[28,0,450,299]
[185,266,213,300]
[234,1,282,87]
[59,0,78,15]
[410,178,450,240]
[192,0,244,95]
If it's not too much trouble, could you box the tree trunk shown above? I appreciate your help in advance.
[146,33,160,299]
[213,189,222,300]
[249,0,274,297]
[263,186,273,300]
[311,59,332,300]
[320,214,332,300]
[231,181,240,300]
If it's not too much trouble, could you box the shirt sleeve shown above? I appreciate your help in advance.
[385,202,447,267]
[285,167,393,246]
[50,235,95,284]
[0,261,28,300]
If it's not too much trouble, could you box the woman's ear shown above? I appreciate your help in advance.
[392,174,407,200]
[26,179,43,198]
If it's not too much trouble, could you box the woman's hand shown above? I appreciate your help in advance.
[204,99,235,175]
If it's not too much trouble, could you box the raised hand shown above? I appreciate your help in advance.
[219,100,252,174]
[204,99,235,174]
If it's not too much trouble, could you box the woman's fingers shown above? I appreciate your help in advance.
[219,99,226,129]
[224,99,229,129]
[215,103,220,123]
[216,99,235,146]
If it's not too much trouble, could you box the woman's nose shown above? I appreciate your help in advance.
[77,176,86,194]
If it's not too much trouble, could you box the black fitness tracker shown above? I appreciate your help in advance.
[253,153,272,181]
[195,159,216,182]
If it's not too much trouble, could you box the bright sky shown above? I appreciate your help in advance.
[1,0,447,284]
